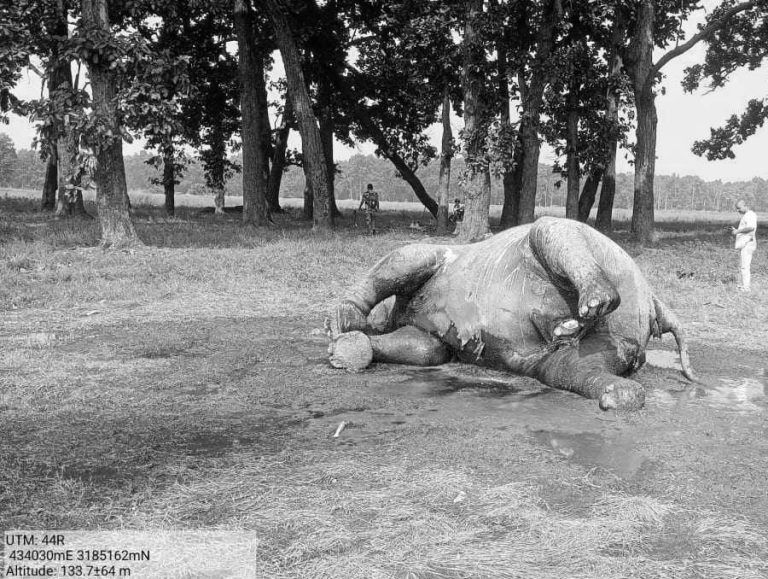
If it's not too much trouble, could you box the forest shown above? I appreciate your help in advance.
[2,139,767,214]
[2,0,768,245]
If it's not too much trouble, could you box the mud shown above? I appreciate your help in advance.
[320,344,766,479]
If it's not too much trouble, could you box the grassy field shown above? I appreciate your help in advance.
[1,191,767,578]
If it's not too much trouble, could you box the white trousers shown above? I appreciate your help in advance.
[740,242,756,290]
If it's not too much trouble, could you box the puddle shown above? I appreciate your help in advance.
[531,430,647,478]
[367,365,651,477]
[692,377,767,412]
[646,349,681,370]
[647,351,766,413]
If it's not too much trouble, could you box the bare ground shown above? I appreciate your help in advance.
[1,196,767,578]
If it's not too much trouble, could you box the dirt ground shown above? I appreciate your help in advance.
[1,197,767,578]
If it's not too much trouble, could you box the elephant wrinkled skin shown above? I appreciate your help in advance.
[328,217,695,410]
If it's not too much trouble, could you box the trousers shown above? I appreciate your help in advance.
[740,241,756,290]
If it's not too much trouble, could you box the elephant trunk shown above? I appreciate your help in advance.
[653,296,696,381]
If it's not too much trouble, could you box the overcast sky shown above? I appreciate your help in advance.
[4,3,766,183]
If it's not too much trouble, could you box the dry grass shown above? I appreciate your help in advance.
[1,195,767,578]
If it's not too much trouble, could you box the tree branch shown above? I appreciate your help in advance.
[653,0,760,74]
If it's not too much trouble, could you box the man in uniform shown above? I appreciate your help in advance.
[731,199,758,292]
[359,183,380,235]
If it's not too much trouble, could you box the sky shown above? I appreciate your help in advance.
[3,3,767,183]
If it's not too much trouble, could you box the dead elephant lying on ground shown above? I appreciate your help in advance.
[328,216,695,410]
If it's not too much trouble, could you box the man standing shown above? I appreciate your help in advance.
[359,183,379,235]
[731,199,758,292]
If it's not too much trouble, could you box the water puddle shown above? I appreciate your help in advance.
[686,377,767,412]
[646,349,681,370]
[646,351,766,413]
[531,430,647,479]
[370,365,649,478]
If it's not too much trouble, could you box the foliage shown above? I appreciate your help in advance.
[0,132,18,183]
[683,2,768,160]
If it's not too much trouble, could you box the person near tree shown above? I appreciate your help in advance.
[359,183,380,234]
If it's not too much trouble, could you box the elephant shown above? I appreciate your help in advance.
[327,217,695,410]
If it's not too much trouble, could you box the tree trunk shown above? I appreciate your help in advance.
[48,0,81,219]
[267,93,292,213]
[303,181,313,220]
[81,0,139,246]
[54,130,77,217]
[565,87,580,219]
[499,141,522,228]
[207,125,227,215]
[626,0,656,243]
[594,7,623,232]
[496,37,517,230]
[41,146,57,211]
[516,0,562,225]
[631,87,657,242]
[577,169,602,222]
[595,140,618,231]
[436,89,452,235]
[319,94,340,218]
[235,0,270,226]
[264,0,332,230]
[163,147,175,217]
[456,0,491,242]
[517,120,540,225]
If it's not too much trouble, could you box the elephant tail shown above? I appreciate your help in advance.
[652,296,697,382]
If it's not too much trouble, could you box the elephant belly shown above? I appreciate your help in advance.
[401,254,576,373]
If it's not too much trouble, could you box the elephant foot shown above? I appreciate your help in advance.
[598,378,646,411]
[335,300,369,333]
[578,280,620,320]
[553,318,582,338]
[328,330,373,372]
[531,310,584,345]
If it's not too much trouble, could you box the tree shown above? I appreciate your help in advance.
[79,0,140,246]
[622,0,760,243]
[122,3,195,217]
[263,0,332,230]
[0,132,18,185]
[234,0,270,226]
[266,87,293,213]
[455,0,492,241]
[499,0,563,227]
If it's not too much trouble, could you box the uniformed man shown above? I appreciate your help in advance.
[359,183,380,234]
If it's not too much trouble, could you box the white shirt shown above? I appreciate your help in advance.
[736,210,757,248]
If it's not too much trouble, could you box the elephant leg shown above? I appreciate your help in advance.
[530,308,584,343]
[535,344,646,410]
[529,217,620,320]
[329,325,451,370]
[335,244,449,333]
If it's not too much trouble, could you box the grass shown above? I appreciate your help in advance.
[1,193,767,578]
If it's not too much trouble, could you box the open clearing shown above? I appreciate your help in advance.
[1,193,767,578]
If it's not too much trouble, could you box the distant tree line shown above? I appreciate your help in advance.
[2,134,765,213]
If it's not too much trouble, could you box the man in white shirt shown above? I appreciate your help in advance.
[731,200,758,292]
